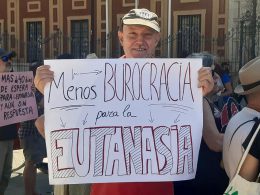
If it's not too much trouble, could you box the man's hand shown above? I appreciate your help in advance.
[198,67,214,96]
[34,65,54,94]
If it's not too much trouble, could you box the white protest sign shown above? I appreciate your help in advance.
[0,71,38,127]
[44,58,203,184]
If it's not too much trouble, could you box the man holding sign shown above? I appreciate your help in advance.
[0,48,18,194]
[34,9,214,195]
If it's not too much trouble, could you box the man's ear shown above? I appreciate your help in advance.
[118,31,123,45]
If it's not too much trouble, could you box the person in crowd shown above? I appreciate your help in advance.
[0,48,18,194]
[18,62,47,195]
[34,8,214,195]
[187,52,228,110]
[175,52,229,195]
[213,63,233,108]
[223,56,260,180]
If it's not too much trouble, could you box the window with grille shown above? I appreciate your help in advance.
[177,15,201,57]
[71,20,89,58]
[27,21,42,63]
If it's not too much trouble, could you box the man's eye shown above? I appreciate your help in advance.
[144,34,153,38]
[128,33,136,38]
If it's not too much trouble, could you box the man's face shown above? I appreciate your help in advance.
[0,59,12,73]
[118,25,160,58]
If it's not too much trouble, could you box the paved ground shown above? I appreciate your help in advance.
[5,149,53,195]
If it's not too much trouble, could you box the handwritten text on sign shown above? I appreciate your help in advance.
[0,71,38,127]
[44,58,203,184]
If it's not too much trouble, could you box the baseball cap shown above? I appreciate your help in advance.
[0,48,16,62]
[122,8,160,32]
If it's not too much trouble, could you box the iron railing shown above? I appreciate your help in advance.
[1,18,259,87]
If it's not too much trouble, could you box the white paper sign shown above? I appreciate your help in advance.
[44,58,203,184]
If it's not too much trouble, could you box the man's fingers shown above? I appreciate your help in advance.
[198,67,212,81]
[198,67,214,96]
[34,65,54,94]
[36,65,51,71]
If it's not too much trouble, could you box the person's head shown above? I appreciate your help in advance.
[221,61,230,73]
[118,8,161,58]
[234,56,260,104]
[0,48,16,73]
[188,52,217,77]
[214,63,225,76]
[30,61,43,76]
[187,52,215,69]
[188,52,222,95]
[86,53,98,59]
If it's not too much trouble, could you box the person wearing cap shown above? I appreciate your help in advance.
[0,48,18,194]
[0,48,15,72]
[92,10,213,195]
[33,8,214,195]
[117,8,160,58]
[223,56,260,181]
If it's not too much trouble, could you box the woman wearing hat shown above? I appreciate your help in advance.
[223,56,260,181]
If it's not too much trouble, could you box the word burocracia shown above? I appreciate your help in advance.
[47,62,194,103]
[104,62,194,102]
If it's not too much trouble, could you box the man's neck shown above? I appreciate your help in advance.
[247,92,260,112]
[247,103,260,112]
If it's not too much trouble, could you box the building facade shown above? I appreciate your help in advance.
[0,0,228,62]
[227,0,260,73]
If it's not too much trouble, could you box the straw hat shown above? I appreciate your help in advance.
[234,56,260,95]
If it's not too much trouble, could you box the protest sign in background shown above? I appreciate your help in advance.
[44,58,203,184]
[0,71,38,127]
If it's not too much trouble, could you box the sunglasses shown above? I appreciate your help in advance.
[1,56,13,71]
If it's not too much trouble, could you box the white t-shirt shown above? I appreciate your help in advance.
[223,107,260,180]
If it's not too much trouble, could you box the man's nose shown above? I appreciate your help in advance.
[135,35,145,43]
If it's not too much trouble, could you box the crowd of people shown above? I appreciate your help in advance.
[0,8,259,195]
